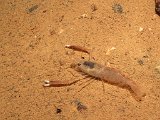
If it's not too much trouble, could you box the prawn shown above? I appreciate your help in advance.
[44,60,145,101]
[71,60,146,101]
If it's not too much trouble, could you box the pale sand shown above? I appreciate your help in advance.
[0,0,160,120]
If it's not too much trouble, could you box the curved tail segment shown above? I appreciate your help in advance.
[127,81,146,101]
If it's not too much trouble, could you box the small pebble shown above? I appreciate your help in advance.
[139,27,143,32]
[155,66,160,73]
[58,29,64,34]
[137,59,144,65]
[80,14,88,18]
[112,4,123,13]
[143,55,149,58]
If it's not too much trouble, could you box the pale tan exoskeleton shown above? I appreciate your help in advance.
[44,45,146,101]
[71,60,146,101]
[65,45,91,54]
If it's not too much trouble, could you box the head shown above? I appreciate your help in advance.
[70,60,95,72]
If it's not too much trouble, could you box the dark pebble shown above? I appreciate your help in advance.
[73,100,87,112]
[56,108,62,114]
[143,55,149,58]
[137,59,144,65]
[155,1,160,16]
[27,5,38,13]
[77,104,87,112]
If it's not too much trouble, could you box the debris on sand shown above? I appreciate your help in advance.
[56,108,62,114]
[91,4,98,12]
[27,5,39,13]
[80,14,88,18]
[49,29,56,35]
[112,3,123,14]
[73,100,87,112]
[139,27,144,32]
[155,0,160,15]
[106,47,116,55]
[137,59,144,65]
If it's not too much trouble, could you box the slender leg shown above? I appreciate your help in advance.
[78,76,92,86]
[77,78,95,92]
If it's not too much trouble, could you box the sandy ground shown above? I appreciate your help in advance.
[1,0,160,120]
